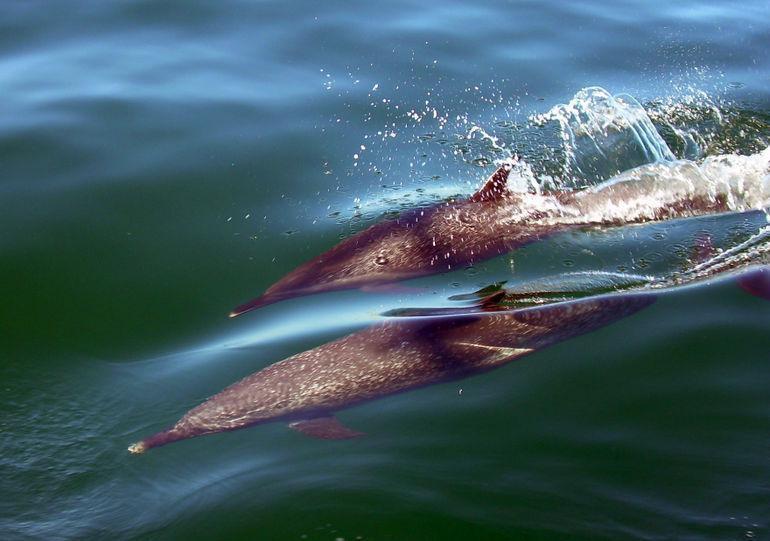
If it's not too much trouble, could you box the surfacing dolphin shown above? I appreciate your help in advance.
[230,159,749,317]
[129,292,654,454]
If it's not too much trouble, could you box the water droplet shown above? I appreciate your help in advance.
[645,251,663,262]
[670,243,688,258]
[375,254,388,265]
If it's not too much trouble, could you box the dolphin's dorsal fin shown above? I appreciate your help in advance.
[289,416,364,439]
[469,161,515,203]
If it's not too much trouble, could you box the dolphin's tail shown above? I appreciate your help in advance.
[128,427,188,454]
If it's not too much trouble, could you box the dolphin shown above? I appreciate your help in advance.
[129,292,654,454]
[230,158,750,317]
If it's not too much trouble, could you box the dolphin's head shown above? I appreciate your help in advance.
[230,213,436,317]
[229,163,517,318]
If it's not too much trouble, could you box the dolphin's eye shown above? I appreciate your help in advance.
[375,254,389,265]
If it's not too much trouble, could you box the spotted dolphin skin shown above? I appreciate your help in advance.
[230,160,740,317]
[129,292,654,454]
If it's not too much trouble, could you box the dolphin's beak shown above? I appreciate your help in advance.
[229,294,279,318]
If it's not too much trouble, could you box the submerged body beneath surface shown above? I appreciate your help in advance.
[130,292,654,453]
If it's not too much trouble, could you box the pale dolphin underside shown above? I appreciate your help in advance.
[130,292,654,454]
[230,161,741,317]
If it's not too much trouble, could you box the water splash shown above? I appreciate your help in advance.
[317,86,770,316]
[530,87,676,187]
[326,85,770,226]
[465,128,542,194]
[467,125,508,155]
[564,146,770,226]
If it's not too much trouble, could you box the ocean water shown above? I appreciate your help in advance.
[2,1,770,540]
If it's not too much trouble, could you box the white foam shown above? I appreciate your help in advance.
[531,87,676,185]
[559,146,770,225]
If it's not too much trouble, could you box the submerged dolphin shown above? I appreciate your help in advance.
[129,292,654,453]
[230,158,752,317]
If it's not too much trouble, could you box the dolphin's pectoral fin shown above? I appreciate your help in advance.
[288,416,365,440]
[450,342,534,367]
[469,160,515,203]
[448,281,507,302]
